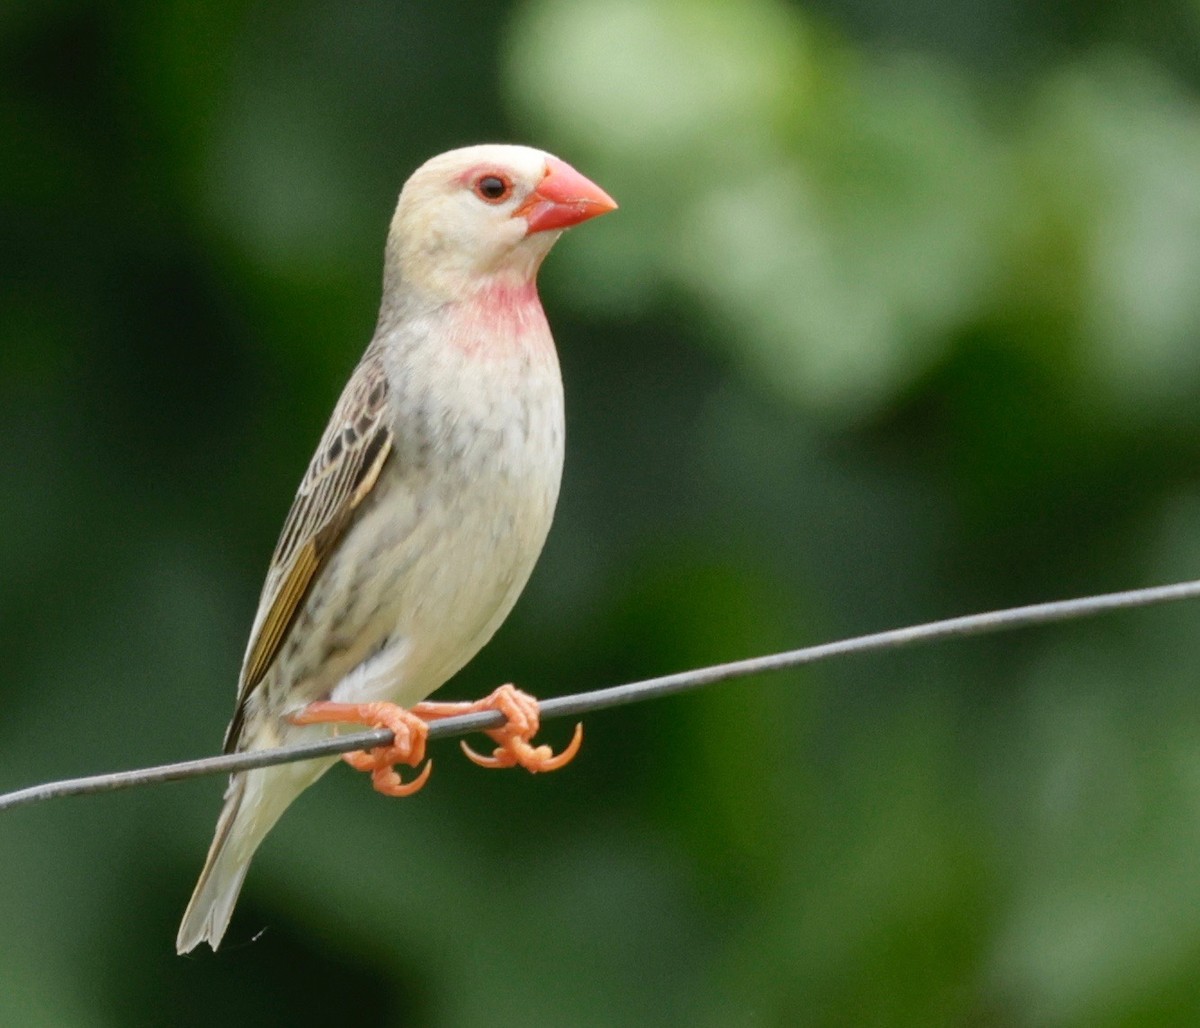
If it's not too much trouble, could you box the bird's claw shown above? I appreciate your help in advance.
[363,757,433,797]
[460,726,583,771]
[290,700,433,798]
[454,683,584,773]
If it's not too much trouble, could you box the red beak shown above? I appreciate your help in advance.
[516,156,618,234]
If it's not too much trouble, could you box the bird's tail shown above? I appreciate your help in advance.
[176,765,298,954]
[177,773,255,953]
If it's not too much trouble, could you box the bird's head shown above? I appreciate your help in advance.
[384,144,617,304]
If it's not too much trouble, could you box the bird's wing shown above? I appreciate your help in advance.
[223,347,394,752]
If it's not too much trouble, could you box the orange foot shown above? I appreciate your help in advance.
[413,684,583,773]
[289,701,433,797]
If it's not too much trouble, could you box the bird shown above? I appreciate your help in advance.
[176,144,617,954]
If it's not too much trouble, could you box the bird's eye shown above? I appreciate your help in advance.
[473,174,512,203]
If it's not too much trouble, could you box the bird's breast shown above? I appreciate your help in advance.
[363,310,565,697]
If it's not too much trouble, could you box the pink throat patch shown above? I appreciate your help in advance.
[450,280,549,358]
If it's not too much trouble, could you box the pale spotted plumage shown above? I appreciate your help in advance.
[177,144,611,954]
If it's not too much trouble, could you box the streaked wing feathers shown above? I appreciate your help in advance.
[223,349,393,752]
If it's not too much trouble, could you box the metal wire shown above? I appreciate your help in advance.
[3,577,1200,813]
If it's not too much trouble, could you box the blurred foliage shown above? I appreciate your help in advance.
[3,0,1200,1024]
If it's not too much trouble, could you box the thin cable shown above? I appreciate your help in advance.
[2,577,1199,813]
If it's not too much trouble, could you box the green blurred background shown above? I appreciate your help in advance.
[4,0,1200,1023]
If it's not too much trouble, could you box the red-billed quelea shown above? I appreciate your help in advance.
[177,144,616,954]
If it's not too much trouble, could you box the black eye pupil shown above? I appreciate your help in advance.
[479,176,506,199]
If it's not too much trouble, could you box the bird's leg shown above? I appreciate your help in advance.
[289,701,433,797]
[413,684,583,773]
